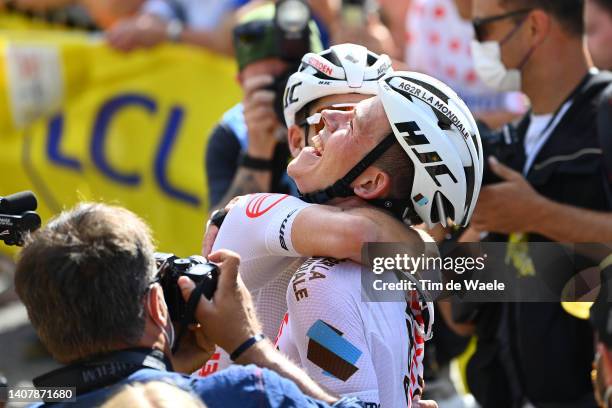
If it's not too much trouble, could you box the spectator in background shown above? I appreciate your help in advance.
[205,2,322,211]
[585,0,612,70]
[328,0,400,59]
[105,0,247,54]
[457,0,612,406]
[405,0,527,130]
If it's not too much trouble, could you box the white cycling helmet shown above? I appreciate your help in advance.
[283,43,393,127]
[378,71,483,228]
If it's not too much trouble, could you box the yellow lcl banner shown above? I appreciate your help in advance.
[0,27,242,257]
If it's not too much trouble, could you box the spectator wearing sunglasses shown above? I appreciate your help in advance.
[404,0,527,130]
[451,1,612,407]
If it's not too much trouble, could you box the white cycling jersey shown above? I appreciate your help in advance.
[198,193,426,408]
[276,257,426,408]
[199,193,310,375]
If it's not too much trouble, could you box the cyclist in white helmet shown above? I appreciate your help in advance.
[200,43,396,375]
[202,46,482,408]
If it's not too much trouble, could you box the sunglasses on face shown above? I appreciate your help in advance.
[298,103,356,137]
[472,8,532,42]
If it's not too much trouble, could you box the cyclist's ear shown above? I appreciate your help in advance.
[288,125,305,158]
[352,166,390,200]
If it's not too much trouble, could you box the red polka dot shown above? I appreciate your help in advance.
[414,3,425,15]
[434,5,446,19]
[465,70,478,83]
[429,32,441,45]
[449,38,461,53]
[405,31,416,44]
[445,65,457,79]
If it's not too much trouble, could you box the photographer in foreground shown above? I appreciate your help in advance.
[14,203,361,408]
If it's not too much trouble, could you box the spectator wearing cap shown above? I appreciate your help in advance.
[205,1,322,211]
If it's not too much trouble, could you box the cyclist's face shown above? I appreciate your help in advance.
[304,93,370,145]
[287,96,391,193]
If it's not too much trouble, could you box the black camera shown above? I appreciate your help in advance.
[234,0,313,126]
[0,191,41,246]
[154,253,219,324]
[479,121,521,185]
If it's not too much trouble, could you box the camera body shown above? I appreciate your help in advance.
[479,121,521,185]
[0,191,41,246]
[233,0,313,126]
[154,253,219,324]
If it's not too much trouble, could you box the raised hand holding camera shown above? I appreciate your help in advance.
[178,250,263,357]
[243,75,281,160]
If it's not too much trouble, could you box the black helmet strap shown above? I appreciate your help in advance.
[299,134,396,204]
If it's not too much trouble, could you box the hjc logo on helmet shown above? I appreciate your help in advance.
[394,121,458,187]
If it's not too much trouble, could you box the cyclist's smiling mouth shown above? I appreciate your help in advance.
[312,134,325,156]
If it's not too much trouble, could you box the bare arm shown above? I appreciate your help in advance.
[203,197,425,261]
[177,18,234,56]
[533,198,612,243]
[292,201,426,262]
[236,340,338,404]
[105,13,234,55]
[472,157,612,242]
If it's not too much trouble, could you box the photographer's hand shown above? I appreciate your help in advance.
[472,157,547,234]
[178,250,261,353]
[178,250,338,403]
[243,75,280,160]
[170,325,216,374]
[106,14,167,52]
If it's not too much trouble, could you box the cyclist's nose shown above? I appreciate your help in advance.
[321,109,352,134]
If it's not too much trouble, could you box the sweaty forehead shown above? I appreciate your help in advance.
[354,96,390,143]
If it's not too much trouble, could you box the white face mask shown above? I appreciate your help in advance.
[470,40,522,92]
